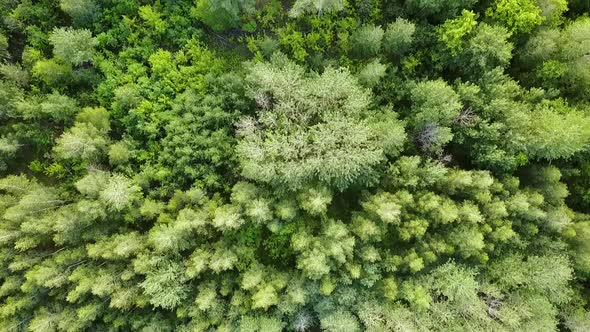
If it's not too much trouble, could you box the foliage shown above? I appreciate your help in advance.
[289,0,345,18]
[59,0,99,26]
[0,0,589,331]
[409,79,461,155]
[403,0,478,21]
[192,0,255,32]
[383,18,415,56]
[237,53,405,191]
[349,24,384,58]
[49,27,97,65]
[523,107,590,160]
[438,9,478,55]
[487,0,544,33]
[357,59,387,87]
[521,18,590,100]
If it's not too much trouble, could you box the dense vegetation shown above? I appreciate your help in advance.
[1,0,590,330]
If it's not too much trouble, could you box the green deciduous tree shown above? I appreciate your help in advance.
[192,0,255,32]
[59,0,99,26]
[404,0,478,21]
[49,27,97,65]
[349,24,384,58]
[99,174,142,212]
[32,59,72,87]
[54,122,109,160]
[465,23,513,70]
[320,310,360,332]
[383,18,416,56]
[438,10,478,55]
[357,59,387,87]
[409,79,461,154]
[523,106,590,160]
[138,5,168,34]
[537,0,568,26]
[289,0,345,17]
[487,0,544,33]
[0,33,8,62]
[237,53,405,191]
[0,136,20,171]
[567,221,590,278]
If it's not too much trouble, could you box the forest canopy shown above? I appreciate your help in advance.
[1,0,590,331]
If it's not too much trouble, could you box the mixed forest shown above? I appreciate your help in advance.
[1,0,590,331]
